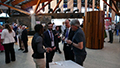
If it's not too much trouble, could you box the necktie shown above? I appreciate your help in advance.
[50,31,53,41]
[65,28,69,38]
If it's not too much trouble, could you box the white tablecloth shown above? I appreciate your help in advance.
[49,60,84,68]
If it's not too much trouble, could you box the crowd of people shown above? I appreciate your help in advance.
[0,19,120,68]
[0,23,29,64]
[0,19,92,68]
[105,21,120,43]
[31,19,87,68]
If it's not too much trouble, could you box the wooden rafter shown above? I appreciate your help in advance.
[0,3,30,15]
[21,0,52,9]
[111,0,119,12]
[52,0,62,13]
[1,0,7,3]
[113,0,120,2]
[34,0,41,13]
[21,0,38,9]
[103,0,118,14]
[36,0,52,14]
[11,0,25,6]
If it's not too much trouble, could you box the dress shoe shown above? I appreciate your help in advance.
[23,51,28,53]
[18,49,24,51]
[59,51,62,54]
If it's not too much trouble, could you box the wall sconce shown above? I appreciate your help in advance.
[55,8,61,13]
[73,9,79,13]
[64,9,70,13]
[48,8,53,13]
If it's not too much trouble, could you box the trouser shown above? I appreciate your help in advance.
[46,50,55,68]
[109,31,113,43]
[33,58,45,68]
[3,43,15,63]
[18,36,22,49]
[23,41,28,51]
[56,43,61,52]
[63,43,74,61]
[74,55,86,66]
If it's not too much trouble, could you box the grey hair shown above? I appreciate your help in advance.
[70,19,80,27]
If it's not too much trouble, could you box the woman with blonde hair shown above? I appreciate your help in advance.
[1,24,16,64]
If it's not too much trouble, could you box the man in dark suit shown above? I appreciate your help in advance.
[62,19,74,61]
[43,22,58,68]
[21,26,28,53]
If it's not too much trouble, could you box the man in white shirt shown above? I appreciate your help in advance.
[108,23,115,43]
[62,19,75,61]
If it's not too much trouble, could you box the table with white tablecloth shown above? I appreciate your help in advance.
[49,60,84,68]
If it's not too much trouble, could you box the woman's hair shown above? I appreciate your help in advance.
[4,23,12,33]
[0,25,3,29]
[34,24,43,35]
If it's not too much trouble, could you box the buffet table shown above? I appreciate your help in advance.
[49,60,84,68]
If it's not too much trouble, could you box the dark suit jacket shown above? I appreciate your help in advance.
[43,30,58,48]
[21,29,28,42]
[63,28,74,41]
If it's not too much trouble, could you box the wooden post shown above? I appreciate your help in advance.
[92,0,95,11]
[85,0,87,12]
[67,0,73,12]
[83,11,105,49]
[111,1,116,21]
[77,0,81,12]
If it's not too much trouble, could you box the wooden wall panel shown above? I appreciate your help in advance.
[84,11,104,49]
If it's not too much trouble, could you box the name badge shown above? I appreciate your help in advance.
[51,41,54,47]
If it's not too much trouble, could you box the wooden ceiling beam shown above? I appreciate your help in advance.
[113,0,120,2]
[36,0,52,14]
[21,0,52,9]
[103,0,118,14]
[0,3,30,15]
[34,0,41,13]
[111,0,119,12]
[11,0,25,6]
[52,0,62,13]
[1,0,7,3]
[21,0,38,9]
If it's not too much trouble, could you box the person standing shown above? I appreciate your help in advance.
[62,19,74,61]
[61,22,66,34]
[108,23,115,43]
[1,24,16,64]
[43,22,58,68]
[32,24,49,68]
[21,25,28,53]
[17,25,23,50]
[0,25,4,52]
[66,20,87,66]
[55,26,62,54]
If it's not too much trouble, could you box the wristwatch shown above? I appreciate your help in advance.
[71,42,73,45]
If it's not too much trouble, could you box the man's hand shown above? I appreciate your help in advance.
[45,48,50,53]
[62,37,65,41]
[49,48,53,51]
[52,47,56,50]
[66,40,72,44]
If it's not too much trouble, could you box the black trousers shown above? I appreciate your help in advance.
[3,43,15,63]
[63,43,74,61]
[56,43,61,52]
[109,31,113,43]
[74,55,86,66]
[23,41,28,52]
[46,50,55,68]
